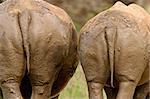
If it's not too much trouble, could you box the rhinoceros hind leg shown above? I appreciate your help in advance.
[133,82,149,99]
[31,83,51,99]
[87,82,104,99]
[1,81,23,99]
[116,81,137,99]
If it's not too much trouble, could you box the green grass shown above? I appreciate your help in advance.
[59,65,88,99]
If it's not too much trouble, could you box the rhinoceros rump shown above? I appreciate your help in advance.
[79,2,149,99]
[0,0,78,99]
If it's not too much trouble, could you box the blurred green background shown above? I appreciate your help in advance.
[59,65,88,99]
[0,0,150,99]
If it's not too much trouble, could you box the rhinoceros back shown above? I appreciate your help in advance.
[0,0,70,74]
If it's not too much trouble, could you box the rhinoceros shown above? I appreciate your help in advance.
[79,2,149,99]
[0,0,78,99]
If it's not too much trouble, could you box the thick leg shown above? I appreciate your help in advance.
[29,32,66,99]
[29,43,65,99]
[31,83,52,99]
[114,23,147,99]
[30,55,63,99]
[116,81,137,99]
[133,82,149,99]
[104,86,117,99]
[88,82,104,99]
[79,28,110,99]
[1,81,23,99]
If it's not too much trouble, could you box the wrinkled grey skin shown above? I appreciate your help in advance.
[79,2,149,99]
[0,0,78,99]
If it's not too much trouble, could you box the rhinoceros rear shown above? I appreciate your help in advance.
[0,0,78,99]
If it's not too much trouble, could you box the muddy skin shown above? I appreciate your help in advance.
[105,3,150,99]
[79,2,149,99]
[104,81,149,99]
[0,0,78,99]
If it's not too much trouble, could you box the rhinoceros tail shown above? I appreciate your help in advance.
[19,10,31,74]
[105,26,117,88]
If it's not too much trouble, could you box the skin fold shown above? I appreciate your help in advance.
[0,0,78,99]
[79,1,149,99]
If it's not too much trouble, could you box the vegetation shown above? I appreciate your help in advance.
[59,65,88,99]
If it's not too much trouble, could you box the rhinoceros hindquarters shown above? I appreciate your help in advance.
[79,3,149,99]
[0,10,25,99]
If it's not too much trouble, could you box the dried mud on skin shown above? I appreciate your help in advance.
[0,0,78,99]
[79,2,150,99]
